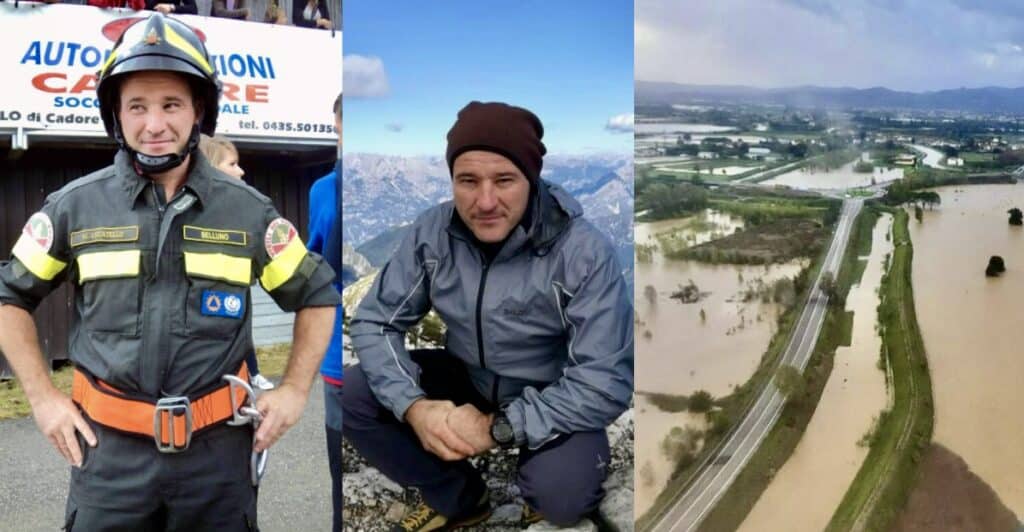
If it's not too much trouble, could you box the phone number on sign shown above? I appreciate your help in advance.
[262,121,335,133]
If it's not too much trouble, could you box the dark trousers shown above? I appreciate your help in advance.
[342,350,609,526]
[324,381,344,532]
[64,416,258,531]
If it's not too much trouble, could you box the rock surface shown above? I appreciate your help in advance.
[343,409,635,531]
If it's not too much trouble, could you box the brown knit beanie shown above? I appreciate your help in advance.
[445,101,547,182]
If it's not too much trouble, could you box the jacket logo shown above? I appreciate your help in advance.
[200,289,245,319]
[24,212,55,252]
[183,225,247,246]
[70,226,140,248]
[498,300,529,318]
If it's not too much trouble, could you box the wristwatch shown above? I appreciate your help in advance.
[490,411,516,449]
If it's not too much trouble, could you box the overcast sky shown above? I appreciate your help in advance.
[637,0,1024,92]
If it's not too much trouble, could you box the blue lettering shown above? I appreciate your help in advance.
[43,42,64,66]
[266,57,275,79]
[227,55,246,77]
[66,43,81,66]
[81,47,101,68]
[21,41,41,65]
[247,56,266,79]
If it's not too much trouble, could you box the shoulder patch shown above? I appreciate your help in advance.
[23,213,55,252]
[70,226,140,248]
[265,218,298,258]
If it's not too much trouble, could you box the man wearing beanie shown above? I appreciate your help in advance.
[343,102,634,531]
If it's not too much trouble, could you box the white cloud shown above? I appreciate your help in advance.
[385,123,404,132]
[605,113,634,133]
[343,55,390,98]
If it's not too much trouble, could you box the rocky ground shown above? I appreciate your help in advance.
[342,409,635,532]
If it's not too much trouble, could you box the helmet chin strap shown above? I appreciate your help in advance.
[114,119,200,176]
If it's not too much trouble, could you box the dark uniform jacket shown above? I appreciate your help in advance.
[0,150,340,399]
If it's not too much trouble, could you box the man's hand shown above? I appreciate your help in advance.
[29,387,97,467]
[316,17,332,29]
[446,403,496,454]
[154,3,174,13]
[253,382,307,452]
[405,399,476,461]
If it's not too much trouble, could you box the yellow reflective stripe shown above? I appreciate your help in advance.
[98,47,119,77]
[260,238,308,292]
[77,250,140,284]
[12,233,67,281]
[164,25,214,75]
[184,252,252,286]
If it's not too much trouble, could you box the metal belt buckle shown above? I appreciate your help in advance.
[153,396,193,453]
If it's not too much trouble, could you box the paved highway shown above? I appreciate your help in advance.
[652,198,864,532]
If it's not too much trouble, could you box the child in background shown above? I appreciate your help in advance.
[199,134,275,391]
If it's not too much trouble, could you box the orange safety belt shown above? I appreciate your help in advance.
[71,365,251,449]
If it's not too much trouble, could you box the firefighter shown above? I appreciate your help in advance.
[0,13,339,530]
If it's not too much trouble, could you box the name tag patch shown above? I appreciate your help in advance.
[184,225,248,246]
[200,289,245,319]
[70,226,140,248]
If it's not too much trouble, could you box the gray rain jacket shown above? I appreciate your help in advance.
[350,181,634,449]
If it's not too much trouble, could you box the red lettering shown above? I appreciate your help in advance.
[70,74,97,94]
[246,85,269,103]
[32,73,67,93]
[222,82,240,102]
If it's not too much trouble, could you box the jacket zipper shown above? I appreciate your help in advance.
[475,261,489,370]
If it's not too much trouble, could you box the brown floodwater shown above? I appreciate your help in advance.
[738,214,892,531]
[634,212,807,517]
[910,184,1024,517]
[763,152,903,190]
[634,395,707,517]
[635,213,806,397]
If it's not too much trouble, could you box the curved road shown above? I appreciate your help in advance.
[652,199,863,532]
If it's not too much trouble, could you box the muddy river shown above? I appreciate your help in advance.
[634,211,808,517]
[738,213,893,531]
[910,184,1024,517]
[763,152,903,190]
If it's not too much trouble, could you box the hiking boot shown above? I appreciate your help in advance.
[390,494,492,532]
[521,504,544,527]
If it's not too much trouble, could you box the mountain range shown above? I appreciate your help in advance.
[637,81,1024,115]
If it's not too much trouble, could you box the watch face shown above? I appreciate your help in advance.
[492,417,514,444]
[495,423,513,442]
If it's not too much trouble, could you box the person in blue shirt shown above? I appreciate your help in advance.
[308,92,343,532]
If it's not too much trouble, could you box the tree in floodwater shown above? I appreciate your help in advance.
[644,284,657,305]
[986,256,1006,277]
[688,390,714,413]
[1008,208,1023,226]
[914,205,923,223]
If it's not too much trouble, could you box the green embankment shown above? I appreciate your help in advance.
[827,208,935,532]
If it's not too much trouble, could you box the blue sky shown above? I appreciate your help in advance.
[343,1,634,156]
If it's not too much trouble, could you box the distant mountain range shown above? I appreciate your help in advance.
[636,81,1024,114]
[342,152,634,287]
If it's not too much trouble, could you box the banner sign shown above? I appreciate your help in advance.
[0,3,342,143]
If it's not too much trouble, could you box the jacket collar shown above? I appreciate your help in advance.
[121,149,212,210]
